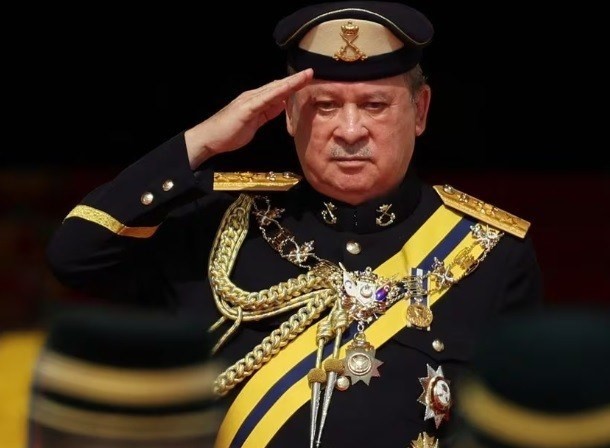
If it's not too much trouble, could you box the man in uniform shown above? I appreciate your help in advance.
[27,305,226,447]
[45,1,544,446]
[454,306,610,448]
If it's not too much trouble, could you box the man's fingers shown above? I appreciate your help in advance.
[254,69,314,96]
[284,68,314,90]
[244,69,314,112]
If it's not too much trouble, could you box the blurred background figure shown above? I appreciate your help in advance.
[0,327,46,448]
[454,305,610,448]
[26,305,226,448]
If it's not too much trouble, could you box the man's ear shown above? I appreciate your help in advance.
[414,85,431,136]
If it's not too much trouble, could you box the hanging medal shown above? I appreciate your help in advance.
[405,301,433,329]
[314,265,391,445]
[343,324,383,385]
[337,265,390,388]
[404,268,433,330]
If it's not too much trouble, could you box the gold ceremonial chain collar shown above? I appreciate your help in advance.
[252,194,501,293]
[207,194,502,398]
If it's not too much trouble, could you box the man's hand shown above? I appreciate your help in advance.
[184,68,314,169]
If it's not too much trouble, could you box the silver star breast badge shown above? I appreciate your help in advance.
[417,364,451,428]
[343,338,383,386]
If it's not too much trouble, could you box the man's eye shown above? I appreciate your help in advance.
[364,102,387,112]
[315,101,338,112]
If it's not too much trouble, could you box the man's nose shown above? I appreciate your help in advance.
[333,105,369,143]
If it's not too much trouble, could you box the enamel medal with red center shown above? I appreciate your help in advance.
[417,364,451,428]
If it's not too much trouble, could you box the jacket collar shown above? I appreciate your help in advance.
[293,168,422,234]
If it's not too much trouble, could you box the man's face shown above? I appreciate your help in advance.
[286,74,430,205]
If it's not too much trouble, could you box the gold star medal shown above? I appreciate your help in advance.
[410,432,439,448]
[343,333,383,386]
[418,364,451,428]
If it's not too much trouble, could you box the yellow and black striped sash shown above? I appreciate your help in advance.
[215,204,486,447]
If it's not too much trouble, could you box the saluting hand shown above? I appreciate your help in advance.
[184,68,314,169]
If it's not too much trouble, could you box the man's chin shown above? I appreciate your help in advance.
[324,180,376,204]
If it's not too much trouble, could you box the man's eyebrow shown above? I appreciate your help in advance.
[308,87,335,97]
[308,88,393,98]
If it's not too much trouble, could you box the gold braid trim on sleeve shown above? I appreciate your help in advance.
[65,205,159,238]
[207,194,338,396]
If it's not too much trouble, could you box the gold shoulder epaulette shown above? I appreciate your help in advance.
[433,184,530,238]
[213,171,302,192]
